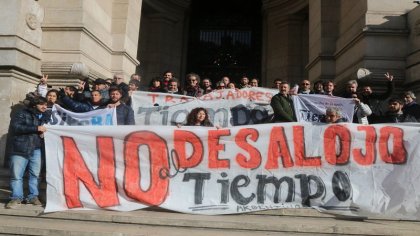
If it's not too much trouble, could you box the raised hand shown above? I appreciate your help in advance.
[40,74,48,84]
[384,72,394,81]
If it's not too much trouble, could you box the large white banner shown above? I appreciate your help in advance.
[131,88,277,127]
[49,105,117,126]
[45,123,420,220]
[293,94,355,123]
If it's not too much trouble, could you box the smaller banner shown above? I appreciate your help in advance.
[293,94,355,123]
[131,88,278,127]
[49,105,117,126]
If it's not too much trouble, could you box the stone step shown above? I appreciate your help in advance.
[0,204,419,236]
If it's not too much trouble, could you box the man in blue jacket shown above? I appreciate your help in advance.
[6,96,51,209]
[108,87,135,125]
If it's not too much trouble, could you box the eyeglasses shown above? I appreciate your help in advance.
[301,83,310,85]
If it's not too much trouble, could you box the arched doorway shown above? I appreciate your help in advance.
[186,0,262,85]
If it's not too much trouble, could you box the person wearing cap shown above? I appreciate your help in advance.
[6,96,51,209]
[93,78,110,103]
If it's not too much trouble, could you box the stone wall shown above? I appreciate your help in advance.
[0,0,44,166]
[406,5,420,96]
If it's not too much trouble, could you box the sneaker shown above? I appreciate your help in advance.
[27,197,42,206]
[5,199,21,209]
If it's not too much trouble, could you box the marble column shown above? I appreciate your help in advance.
[0,0,44,165]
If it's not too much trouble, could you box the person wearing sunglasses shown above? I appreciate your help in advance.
[298,80,314,94]
[183,73,203,97]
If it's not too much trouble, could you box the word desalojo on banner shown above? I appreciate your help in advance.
[293,94,355,123]
[44,123,420,220]
[49,105,117,126]
[131,88,277,127]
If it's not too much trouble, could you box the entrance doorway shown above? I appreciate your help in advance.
[186,0,262,85]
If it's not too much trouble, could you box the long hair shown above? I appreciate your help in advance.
[186,107,213,127]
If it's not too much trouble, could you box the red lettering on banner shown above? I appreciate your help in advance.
[256,92,263,101]
[148,94,159,104]
[124,131,169,206]
[62,136,119,209]
[174,130,203,168]
[265,126,294,169]
[265,92,273,100]
[353,126,376,165]
[208,129,231,168]
[235,128,262,169]
[324,125,351,165]
[293,126,321,167]
[215,91,223,99]
[180,96,189,103]
[201,93,213,101]
[226,90,235,100]
[379,126,407,164]
[165,95,173,103]
[248,91,256,101]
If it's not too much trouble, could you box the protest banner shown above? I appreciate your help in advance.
[49,105,117,126]
[293,94,355,123]
[131,88,277,127]
[44,123,420,220]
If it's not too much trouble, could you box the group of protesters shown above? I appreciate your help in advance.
[5,68,420,209]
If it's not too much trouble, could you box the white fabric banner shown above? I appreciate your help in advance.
[293,94,355,123]
[131,88,277,127]
[44,123,420,220]
[49,105,117,126]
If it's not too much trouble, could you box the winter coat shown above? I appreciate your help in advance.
[270,93,297,122]
[9,107,51,158]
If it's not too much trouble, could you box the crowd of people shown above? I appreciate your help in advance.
[5,69,420,209]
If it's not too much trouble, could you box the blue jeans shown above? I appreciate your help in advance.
[9,149,41,201]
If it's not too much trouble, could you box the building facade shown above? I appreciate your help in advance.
[0,0,419,165]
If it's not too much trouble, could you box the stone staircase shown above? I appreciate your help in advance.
[0,168,419,235]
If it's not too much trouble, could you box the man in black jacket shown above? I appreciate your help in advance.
[361,72,395,123]
[6,97,51,209]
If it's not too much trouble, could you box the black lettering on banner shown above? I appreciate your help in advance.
[137,107,157,125]
[207,108,229,127]
[256,175,294,203]
[230,105,250,126]
[171,109,189,125]
[332,171,352,201]
[230,175,255,205]
[250,106,269,124]
[295,174,325,207]
[183,173,211,204]
[49,110,59,125]
[300,109,325,122]
[217,172,229,204]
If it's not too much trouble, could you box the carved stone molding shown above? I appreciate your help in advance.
[25,13,38,30]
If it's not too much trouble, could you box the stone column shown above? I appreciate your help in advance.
[138,0,190,83]
[0,0,44,165]
[306,0,340,82]
[334,0,417,92]
[262,0,309,87]
[39,0,141,84]
[406,5,420,96]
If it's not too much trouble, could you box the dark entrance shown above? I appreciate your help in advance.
[186,0,262,85]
